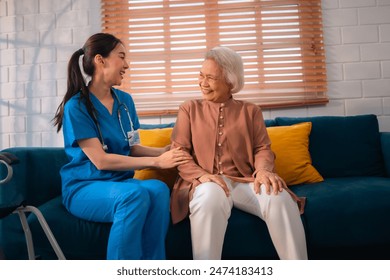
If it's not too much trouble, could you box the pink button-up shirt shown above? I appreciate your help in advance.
[170,97,304,224]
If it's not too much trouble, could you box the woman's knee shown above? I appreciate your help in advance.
[264,187,297,210]
[190,182,230,213]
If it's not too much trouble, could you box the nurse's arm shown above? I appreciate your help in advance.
[78,138,190,171]
[130,144,169,157]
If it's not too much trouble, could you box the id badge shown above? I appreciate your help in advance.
[127,130,141,146]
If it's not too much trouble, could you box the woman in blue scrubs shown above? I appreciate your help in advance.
[52,33,191,260]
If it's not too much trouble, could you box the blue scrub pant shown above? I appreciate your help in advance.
[66,178,170,260]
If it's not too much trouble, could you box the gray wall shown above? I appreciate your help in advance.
[0,0,389,149]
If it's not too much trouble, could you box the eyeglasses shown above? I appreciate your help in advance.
[198,74,221,83]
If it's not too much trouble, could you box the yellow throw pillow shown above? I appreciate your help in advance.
[136,127,173,148]
[133,127,178,187]
[266,122,323,186]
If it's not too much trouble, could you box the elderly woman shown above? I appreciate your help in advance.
[170,46,308,260]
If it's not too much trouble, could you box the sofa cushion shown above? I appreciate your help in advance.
[222,208,279,259]
[290,177,390,248]
[267,122,324,186]
[133,127,178,187]
[275,114,386,178]
[166,207,280,260]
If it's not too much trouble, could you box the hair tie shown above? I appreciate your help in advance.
[78,52,92,86]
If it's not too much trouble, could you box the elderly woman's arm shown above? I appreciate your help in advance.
[170,104,208,182]
[171,140,207,181]
[171,106,207,182]
[252,109,287,195]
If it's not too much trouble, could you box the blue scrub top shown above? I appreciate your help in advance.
[60,88,140,205]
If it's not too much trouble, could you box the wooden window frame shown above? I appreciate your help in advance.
[102,0,328,117]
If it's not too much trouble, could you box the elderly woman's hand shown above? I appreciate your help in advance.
[254,169,287,195]
[198,174,230,197]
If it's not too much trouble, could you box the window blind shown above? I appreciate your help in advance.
[102,0,328,116]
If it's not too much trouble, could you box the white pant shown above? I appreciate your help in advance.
[189,177,308,260]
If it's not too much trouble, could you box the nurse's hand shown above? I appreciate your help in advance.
[157,147,192,169]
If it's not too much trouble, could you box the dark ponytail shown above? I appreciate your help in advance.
[53,33,122,132]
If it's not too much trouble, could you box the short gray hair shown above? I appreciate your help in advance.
[204,46,244,93]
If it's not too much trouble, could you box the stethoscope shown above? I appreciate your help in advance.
[94,90,137,151]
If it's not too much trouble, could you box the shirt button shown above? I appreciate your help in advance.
[218,162,222,165]
[221,103,225,107]
[219,171,224,175]
[219,115,224,119]
[219,131,223,135]
[219,124,223,127]
[218,143,222,147]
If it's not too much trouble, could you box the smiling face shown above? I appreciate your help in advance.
[199,59,231,103]
[101,43,129,87]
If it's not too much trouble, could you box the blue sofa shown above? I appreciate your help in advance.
[1,114,390,260]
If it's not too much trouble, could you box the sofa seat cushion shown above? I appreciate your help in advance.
[165,207,279,260]
[290,177,390,249]
[27,196,111,260]
[275,114,386,178]
[222,208,279,259]
[31,197,280,260]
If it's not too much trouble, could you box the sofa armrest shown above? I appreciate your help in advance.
[381,132,390,177]
[0,152,19,184]
[0,147,68,207]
